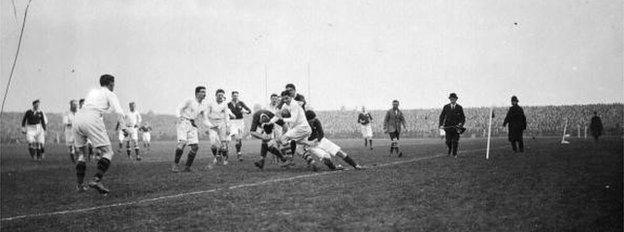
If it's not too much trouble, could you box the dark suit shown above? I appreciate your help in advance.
[503,105,527,152]
[590,116,603,140]
[438,103,465,155]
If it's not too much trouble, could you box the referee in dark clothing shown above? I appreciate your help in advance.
[502,96,527,152]
[438,93,465,157]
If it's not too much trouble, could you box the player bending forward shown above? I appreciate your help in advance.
[304,110,364,170]
[248,106,292,169]
[206,89,234,167]
[73,74,127,194]
[271,90,319,171]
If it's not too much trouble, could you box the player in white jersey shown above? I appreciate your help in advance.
[79,98,96,161]
[139,122,152,151]
[274,90,311,145]
[171,86,209,172]
[73,74,128,195]
[206,89,234,166]
[63,100,78,163]
[124,102,142,161]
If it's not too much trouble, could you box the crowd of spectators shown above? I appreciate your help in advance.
[1,104,621,143]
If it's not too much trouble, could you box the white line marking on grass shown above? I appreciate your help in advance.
[1,146,506,222]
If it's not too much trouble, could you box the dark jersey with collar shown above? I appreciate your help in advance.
[22,109,46,129]
[228,101,251,119]
[250,109,285,134]
[307,118,324,141]
[358,112,372,125]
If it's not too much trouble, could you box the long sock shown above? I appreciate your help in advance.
[69,153,75,163]
[260,143,268,158]
[135,148,140,157]
[211,147,218,157]
[185,151,197,167]
[322,158,336,169]
[88,145,93,156]
[28,148,35,159]
[343,155,358,168]
[364,139,368,147]
[235,141,242,153]
[94,158,111,180]
[268,147,286,162]
[36,148,41,160]
[290,140,297,156]
[76,161,86,184]
[174,148,183,164]
[369,139,373,147]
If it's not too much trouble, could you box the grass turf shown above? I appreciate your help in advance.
[1,137,622,231]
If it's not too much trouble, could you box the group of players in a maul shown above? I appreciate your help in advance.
[18,74,605,195]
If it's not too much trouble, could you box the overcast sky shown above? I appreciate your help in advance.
[1,0,622,114]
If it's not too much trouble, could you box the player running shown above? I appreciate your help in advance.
[21,99,47,161]
[124,102,142,161]
[63,100,78,163]
[139,122,152,151]
[206,89,234,167]
[305,110,364,170]
[227,91,251,161]
[272,90,318,170]
[73,74,127,194]
[171,86,209,172]
[358,106,374,150]
[79,98,96,160]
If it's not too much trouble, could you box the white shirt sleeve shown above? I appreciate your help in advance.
[282,105,299,124]
[176,99,190,118]
[62,114,69,125]
[137,113,142,126]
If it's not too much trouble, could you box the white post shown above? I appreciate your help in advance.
[486,106,493,159]
[561,120,569,144]
[584,125,587,139]
[577,124,581,138]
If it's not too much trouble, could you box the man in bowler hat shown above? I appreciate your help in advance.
[438,93,465,157]
[502,96,527,152]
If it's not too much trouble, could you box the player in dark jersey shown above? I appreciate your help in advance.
[227,91,252,161]
[21,100,47,161]
[306,110,364,170]
[248,108,291,169]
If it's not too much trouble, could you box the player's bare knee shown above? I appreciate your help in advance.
[190,144,199,153]
[176,141,187,150]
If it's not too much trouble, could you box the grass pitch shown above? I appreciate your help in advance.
[1,137,622,231]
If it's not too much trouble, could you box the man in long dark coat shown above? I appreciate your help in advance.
[438,93,465,157]
[589,111,603,141]
[502,96,527,152]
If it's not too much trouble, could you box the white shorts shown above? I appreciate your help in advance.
[307,138,341,160]
[281,125,311,144]
[64,129,75,146]
[118,130,128,142]
[26,124,45,144]
[361,124,373,138]
[210,121,230,143]
[142,132,151,143]
[176,119,199,145]
[229,119,245,139]
[127,127,139,141]
[73,111,111,148]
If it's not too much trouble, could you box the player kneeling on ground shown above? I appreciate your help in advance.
[248,107,291,169]
[304,110,364,170]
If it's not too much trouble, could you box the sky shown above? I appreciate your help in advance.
[1,0,622,114]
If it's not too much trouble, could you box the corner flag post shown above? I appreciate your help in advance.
[486,106,493,159]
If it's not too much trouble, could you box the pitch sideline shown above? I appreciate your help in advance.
[0,146,507,222]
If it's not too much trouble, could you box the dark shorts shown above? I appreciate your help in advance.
[389,132,400,140]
